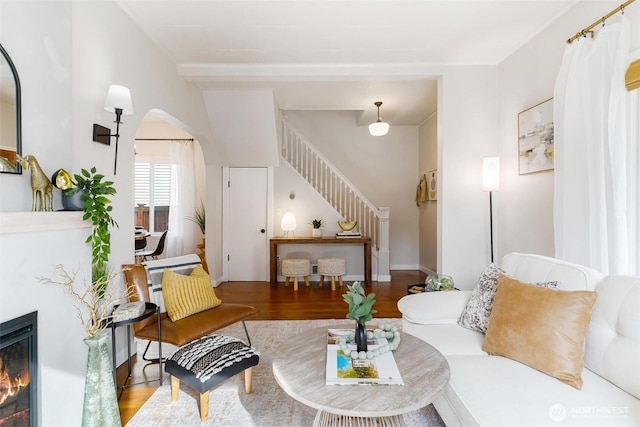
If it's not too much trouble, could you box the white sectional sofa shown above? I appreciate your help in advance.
[398,253,640,427]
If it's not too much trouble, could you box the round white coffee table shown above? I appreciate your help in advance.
[272,324,450,426]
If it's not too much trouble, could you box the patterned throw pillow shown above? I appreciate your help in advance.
[457,264,504,333]
[458,265,558,333]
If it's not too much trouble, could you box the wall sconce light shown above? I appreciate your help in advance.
[92,85,133,175]
[369,101,389,136]
[281,210,297,237]
[482,157,500,263]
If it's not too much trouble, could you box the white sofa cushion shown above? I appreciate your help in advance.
[397,290,472,325]
[501,252,603,291]
[402,321,487,356]
[584,275,640,399]
[439,355,640,427]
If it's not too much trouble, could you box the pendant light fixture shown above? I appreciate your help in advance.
[368,101,389,136]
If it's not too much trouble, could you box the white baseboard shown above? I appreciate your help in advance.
[419,265,437,275]
[390,264,420,270]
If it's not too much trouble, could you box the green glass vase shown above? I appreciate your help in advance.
[82,330,121,427]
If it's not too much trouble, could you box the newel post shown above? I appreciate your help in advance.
[377,207,391,281]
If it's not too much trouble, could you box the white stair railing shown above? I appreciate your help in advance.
[281,120,387,254]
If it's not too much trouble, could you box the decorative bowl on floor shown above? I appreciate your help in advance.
[337,221,357,231]
[425,274,455,291]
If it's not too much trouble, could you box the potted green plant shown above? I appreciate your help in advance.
[187,199,206,236]
[309,218,324,238]
[343,281,377,351]
[66,167,118,297]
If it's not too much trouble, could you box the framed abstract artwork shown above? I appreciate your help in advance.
[518,98,554,175]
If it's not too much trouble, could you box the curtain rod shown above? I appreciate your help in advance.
[567,0,635,44]
[135,138,194,141]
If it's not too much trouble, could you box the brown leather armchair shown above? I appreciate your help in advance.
[122,264,258,359]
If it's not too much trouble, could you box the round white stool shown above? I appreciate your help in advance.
[317,258,346,291]
[282,258,311,291]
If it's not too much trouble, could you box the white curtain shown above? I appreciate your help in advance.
[166,141,197,258]
[553,17,635,274]
[627,77,640,274]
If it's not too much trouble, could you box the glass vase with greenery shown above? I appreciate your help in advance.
[343,281,377,351]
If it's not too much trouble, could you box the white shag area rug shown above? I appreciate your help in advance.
[126,319,445,427]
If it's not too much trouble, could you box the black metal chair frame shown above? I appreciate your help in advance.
[136,230,168,263]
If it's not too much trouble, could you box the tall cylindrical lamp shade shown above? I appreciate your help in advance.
[482,157,500,192]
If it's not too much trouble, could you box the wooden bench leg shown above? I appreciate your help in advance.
[199,391,210,421]
[304,275,310,287]
[293,276,299,291]
[319,274,324,287]
[284,276,290,286]
[330,276,336,291]
[338,276,344,287]
[171,376,180,401]
[245,367,253,393]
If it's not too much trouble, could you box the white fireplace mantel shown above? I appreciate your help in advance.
[0,210,92,425]
[0,211,90,235]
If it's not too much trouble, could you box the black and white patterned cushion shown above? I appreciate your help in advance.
[165,334,260,393]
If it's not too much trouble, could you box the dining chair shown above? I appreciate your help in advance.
[135,230,168,263]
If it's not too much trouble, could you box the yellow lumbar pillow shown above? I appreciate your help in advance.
[482,274,597,389]
[162,265,221,321]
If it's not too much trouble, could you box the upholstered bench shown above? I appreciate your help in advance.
[317,258,346,290]
[164,334,260,421]
[282,258,310,291]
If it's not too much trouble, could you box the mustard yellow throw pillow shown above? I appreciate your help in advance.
[162,265,221,321]
[482,274,597,389]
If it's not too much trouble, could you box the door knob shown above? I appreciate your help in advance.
[260,229,266,233]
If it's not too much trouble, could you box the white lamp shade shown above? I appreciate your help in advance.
[482,157,500,192]
[104,85,133,115]
[369,121,389,136]
[281,211,297,231]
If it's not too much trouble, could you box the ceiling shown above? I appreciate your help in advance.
[115,0,589,126]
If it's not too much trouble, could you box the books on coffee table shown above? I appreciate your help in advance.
[325,328,404,385]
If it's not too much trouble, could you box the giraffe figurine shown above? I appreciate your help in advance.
[16,154,54,211]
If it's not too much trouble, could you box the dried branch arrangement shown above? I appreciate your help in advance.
[40,264,133,338]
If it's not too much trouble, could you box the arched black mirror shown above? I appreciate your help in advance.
[0,43,22,174]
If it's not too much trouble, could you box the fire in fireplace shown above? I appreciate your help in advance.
[0,312,37,427]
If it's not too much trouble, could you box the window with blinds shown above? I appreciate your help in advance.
[134,162,174,233]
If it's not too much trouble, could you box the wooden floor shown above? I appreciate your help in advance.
[117,270,426,424]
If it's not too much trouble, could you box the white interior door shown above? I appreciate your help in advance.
[228,167,268,281]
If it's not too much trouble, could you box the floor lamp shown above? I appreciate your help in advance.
[482,157,500,263]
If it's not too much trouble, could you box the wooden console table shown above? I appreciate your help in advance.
[270,236,372,285]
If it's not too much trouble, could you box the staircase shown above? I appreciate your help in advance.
[281,120,390,280]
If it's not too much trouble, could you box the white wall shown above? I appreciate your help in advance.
[282,110,420,270]
[0,1,73,212]
[418,113,437,273]
[203,89,280,167]
[438,67,499,289]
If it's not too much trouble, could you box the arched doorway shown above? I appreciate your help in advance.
[133,110,206,259]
